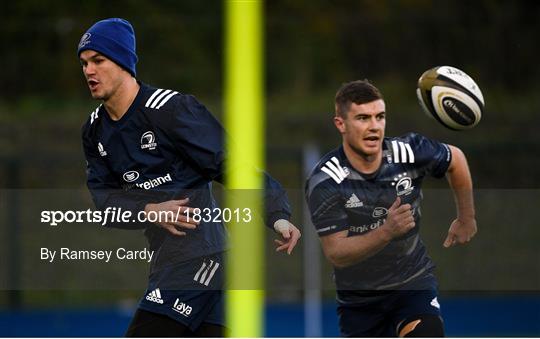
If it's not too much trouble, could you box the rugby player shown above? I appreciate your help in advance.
[305,80,477,337]
[78,18,300,337]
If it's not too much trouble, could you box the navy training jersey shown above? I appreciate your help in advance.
[305,133,451,302]
[82,82,291,274]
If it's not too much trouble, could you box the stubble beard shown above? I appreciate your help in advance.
[348,140,381,161]
[90,89,109,101]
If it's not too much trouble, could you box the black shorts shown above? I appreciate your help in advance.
[125,308,225,337]
[337,288,442,337]
[137,252,225,332]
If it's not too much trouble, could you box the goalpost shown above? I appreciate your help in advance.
[224,0,265,337]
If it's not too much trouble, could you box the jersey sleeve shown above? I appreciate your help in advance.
[166,94,225,181]
[305,174,348,237]
[408,133,452,178]
[82,123,159,229]
[164,95,291,228]
[263,173,292,226]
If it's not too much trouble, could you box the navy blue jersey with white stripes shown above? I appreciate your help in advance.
[82,82,291,274]
[305,133,451,302]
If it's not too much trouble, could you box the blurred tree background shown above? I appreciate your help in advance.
[1,0,539,189]
[0,0,539,315]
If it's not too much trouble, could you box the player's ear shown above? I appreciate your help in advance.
[334,115,346,134]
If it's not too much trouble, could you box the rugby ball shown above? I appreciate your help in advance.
[417,66,484,130]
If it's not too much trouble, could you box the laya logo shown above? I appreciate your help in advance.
[78,33,91,49]
[391,172,414,196]
[98,142,107,156]
[141,131,157,150]
[372,207,388,218]
[123,170,140,182]
[172,299,192,317]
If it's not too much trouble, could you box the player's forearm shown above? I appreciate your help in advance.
[263,172,292,227]
[446,146,475,219]
[324,228,391,268]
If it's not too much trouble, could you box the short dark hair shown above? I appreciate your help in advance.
[335,80,384,118]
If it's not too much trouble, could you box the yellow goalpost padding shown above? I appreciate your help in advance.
[224,0,265,337]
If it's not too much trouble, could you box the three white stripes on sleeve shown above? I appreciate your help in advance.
[89,89,176,124]
[391,140,415,163]
[321,157,348,184]
[145,89,179,109]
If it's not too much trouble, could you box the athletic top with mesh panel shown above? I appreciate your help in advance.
[305,133,451,303]
[82,82,291,276]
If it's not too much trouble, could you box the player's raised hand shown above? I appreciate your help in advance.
[273,219,301,255]
[144,198,200,236]
[381,197,415,240]
[443,217,477,248]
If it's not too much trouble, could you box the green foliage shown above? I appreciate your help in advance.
[1,0,539,307]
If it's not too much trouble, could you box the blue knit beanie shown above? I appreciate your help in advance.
[77,18,138,77]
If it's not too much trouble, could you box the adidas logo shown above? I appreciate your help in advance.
[145,288,164,304]
[345,193,363,208]
[97,142,107,157]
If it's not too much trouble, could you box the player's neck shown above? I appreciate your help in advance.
[103,77,140,121]
[343,143,383,175]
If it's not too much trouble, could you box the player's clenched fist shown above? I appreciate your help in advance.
[380,197,415,240]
